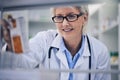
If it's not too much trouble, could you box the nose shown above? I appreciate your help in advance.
[62,18,69,26]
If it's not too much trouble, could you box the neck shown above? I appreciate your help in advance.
[64,35,82,57]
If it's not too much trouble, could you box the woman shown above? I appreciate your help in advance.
[1,6,111,80]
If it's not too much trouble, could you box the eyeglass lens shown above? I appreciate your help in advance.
[52,13,83,23]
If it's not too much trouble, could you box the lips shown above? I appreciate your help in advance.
[62,28,73,32]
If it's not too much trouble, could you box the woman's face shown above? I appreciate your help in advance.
[53,7,86,39]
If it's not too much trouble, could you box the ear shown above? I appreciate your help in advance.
[83,13,88,22]
[82,13,88,27]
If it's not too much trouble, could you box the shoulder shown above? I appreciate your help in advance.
[87,35,108,51]
[28,30,57,59]
[29,30,57,43]
[87,35,110,72]
[29,29,57,50]
[87,35,109,58]
[87,35,110,63]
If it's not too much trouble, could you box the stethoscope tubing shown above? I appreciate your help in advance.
[48,35,91,80]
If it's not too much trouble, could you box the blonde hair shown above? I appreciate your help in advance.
[74,6,89,34]
[51,5,88,15]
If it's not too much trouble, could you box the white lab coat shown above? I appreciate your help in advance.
[1,30,111,80]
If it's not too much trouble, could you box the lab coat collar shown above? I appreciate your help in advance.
[50,34,63,49]
[56,50,69,68]
[50,34,69,68]
[50,34,91,68]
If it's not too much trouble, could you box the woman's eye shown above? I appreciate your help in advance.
[67,14,76,19]
[55,16,63,20]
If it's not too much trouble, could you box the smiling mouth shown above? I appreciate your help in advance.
[63,28,74,32]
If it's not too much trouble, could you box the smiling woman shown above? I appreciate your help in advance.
[51,6,88,56]
[0,4,111,80]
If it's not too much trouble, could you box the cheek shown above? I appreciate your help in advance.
[76,17,84,28]
[55,23,61,29]
[74,21,83,29]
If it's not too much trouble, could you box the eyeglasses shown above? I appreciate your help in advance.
[52,13,83,23]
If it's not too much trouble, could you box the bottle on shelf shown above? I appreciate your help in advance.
[110,51,119,65]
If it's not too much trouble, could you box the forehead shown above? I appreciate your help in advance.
[53,7,79,15]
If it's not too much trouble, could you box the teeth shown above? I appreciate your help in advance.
[63,28,73,32]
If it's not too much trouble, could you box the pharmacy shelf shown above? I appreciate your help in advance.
[0,0,100,10]
[91,4,120,80]
[0,0,119,11]
[100,25,119,66]
[89,4,119,71]
[118,5,120,80]
[111,63,119,67]
[100,23,118,35]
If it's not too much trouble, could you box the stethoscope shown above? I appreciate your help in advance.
[48,35,92,80]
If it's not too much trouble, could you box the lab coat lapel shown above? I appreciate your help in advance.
[74,37,90,68]
[50,34,69,68]
[56,50,69,68]
[74,57,84,68]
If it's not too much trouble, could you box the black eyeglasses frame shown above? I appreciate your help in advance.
[52,13,84,23]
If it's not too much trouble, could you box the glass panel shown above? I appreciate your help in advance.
[0,3,119,80]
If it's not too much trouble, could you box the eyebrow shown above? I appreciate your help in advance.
[55,12,77,16]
